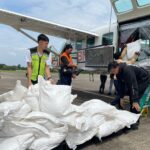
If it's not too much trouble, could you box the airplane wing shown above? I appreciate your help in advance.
[0,9,98,40]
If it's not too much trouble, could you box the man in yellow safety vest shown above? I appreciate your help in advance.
[26,34,52,87]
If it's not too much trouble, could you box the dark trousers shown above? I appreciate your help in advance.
[31,80,38,85]
[111,79,140,114]
[99,74,107,94]
[59,71,72,86]
[110,79,122,108]
[60,75,72,85]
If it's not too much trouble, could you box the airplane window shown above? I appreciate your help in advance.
[76,40,82,50]
[102,32,113,45]
[115,0,133,13]
[87,37,95,48]
[137,0,150,6]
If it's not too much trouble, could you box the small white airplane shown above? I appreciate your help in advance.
[0,0,150,73]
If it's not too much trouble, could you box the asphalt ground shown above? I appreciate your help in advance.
[0,71,150,150]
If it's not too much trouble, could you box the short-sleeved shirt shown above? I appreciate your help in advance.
[26,49,52,66]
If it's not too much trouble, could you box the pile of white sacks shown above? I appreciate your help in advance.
[0,76,140,150]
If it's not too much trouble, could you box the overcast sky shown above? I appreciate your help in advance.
[0,0,116,66]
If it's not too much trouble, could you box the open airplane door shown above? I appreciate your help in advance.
[110,0,150,46]
[110,0,150,72]
[110,0,150,44]
[110,0,150,23]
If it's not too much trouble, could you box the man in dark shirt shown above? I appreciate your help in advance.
[108,61,150,113]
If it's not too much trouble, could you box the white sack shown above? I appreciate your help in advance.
[7,102,31,121]
[26,112,68,150]
[66,127,97,150]
[29,137,55,150]
[114,110,140,128]
[0,120,50,138]
[0,111,67,138]
[127,39,141,59]
[0,91,14,102]
[63,104,84,115]
[0,101,31,123]
[0,80,27,102]
[0,101,24,129]
[24,85,39,111]
[0,76,141,149]
[30,129,66,150]
[0,133,34,150]
[0,101,24,117]
[96,119,125,139]
[60,112,82,128]
[75,114,105,132]
[81,99,116,116]
[38,76,72,116]
[60,104,102,131]
[24,112,68,132]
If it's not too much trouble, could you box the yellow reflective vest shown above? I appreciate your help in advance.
[30,47,50,81]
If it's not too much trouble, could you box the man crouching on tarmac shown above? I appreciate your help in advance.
[108,61,150,115]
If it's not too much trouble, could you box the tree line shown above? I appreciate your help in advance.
[0,64,26,70]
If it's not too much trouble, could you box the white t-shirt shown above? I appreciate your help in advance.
[26,49,52,66]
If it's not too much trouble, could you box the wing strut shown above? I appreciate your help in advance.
[18,29,37,43]
[13,27,60,56]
